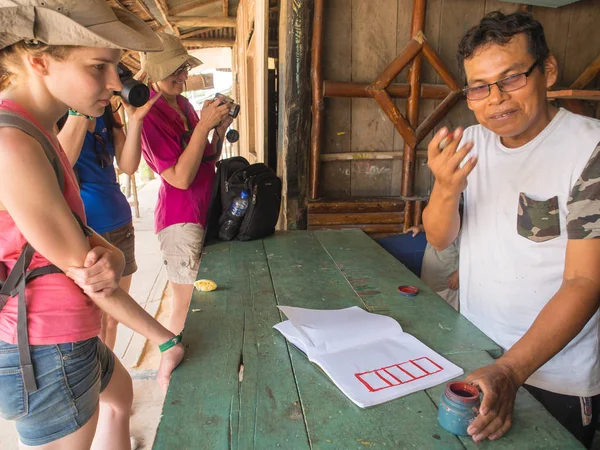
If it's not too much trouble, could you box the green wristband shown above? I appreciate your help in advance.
[159,333,182,353]
[68,108,94,120]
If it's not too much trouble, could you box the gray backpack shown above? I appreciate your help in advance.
[0,111,91,393]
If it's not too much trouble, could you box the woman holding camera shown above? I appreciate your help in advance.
[0,1,184,447]
[139,32,232,335]
[57,90,160,351]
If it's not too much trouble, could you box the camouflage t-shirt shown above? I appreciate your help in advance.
[566,144,600,239]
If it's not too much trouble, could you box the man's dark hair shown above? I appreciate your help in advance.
[457,11,550,80]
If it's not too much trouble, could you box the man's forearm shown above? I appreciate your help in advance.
[498,278,600,385]
[422,182,461,250]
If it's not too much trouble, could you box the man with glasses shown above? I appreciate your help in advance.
[423,11,600,447]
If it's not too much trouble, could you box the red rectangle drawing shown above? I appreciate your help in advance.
[355,357,443,392]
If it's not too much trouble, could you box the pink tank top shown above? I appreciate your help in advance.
[0,100,101,345]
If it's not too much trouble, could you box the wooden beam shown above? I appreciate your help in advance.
[168,16,237,27]
[414,90,462,145]
[309,0,324,200]
[223,0,229,17]
[548,90,600,101]
[308,212,404,226]
[320,150,427,162]
[307,223,406,234]
[369,38,423,91]
[182,38,235,48]
[131,0,158,25]
[323,82,450,99]
[179,27,223,39]
[308,198,404,214]
[148,0,178,35]
[421,41,461,91]
[169,0,220,15]
[371,89,416,148]
[570,55,600,90]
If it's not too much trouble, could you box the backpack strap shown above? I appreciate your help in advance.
[0,110,88,393]
[0,111,65,192]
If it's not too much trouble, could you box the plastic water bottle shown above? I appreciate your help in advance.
[218,190,249,241]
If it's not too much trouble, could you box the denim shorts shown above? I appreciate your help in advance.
[0,337,114,446]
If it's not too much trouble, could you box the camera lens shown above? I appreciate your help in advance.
[118,80,150,107]
[226,129,239,143]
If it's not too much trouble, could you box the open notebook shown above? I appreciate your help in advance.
[274,306,463,408]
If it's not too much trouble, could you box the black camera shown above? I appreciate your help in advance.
[214,93,240,119]
[115,63,149,107]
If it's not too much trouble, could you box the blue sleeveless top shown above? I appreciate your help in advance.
[74,115,132,234]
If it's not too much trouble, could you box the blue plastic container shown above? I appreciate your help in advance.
[438,381,481,436]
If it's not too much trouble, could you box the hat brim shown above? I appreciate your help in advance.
[139,54,203,83]
[34,7,163,52]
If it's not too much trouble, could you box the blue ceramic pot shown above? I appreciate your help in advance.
[438,381,480,436]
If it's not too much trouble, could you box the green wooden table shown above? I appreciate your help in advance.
[153,229,582,449]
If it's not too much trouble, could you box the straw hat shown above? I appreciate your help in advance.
[0,0,162,52]
[138,32,202,83]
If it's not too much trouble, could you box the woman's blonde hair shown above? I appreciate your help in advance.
[0,42,72,91]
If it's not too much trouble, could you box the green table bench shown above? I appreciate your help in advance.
[153,229,582,449]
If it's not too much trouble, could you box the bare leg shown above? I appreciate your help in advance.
[100,275,133,350]
[90,357,133,450]
[168,282,194,335]
[19,408,99,450]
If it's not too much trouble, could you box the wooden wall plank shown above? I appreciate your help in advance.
[351,0,398,197]
[351,160,393,197]
[308,198,404,213]
[437,0,484,131]
[484,0,520,14]
[320,0,353,199]
[351,0,397,153]
[531,5,572,87]
[308,211,404,226]
[320,161,351,198]
[322,0,352,155]
[562,0,600,87]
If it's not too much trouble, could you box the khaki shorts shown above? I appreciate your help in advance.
[100,221,137,277]
[157,223,204,285]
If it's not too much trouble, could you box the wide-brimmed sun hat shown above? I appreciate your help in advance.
[137,32,202,82]
[0,0,163,52]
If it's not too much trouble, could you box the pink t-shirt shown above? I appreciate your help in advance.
[0,100,101,345]
[141,91,217,234]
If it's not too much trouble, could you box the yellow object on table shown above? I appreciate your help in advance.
[194,279,217,292]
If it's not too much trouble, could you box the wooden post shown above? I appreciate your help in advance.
[413,200,424,227]
[278,0,312,229]
[402,0,427,232]
[310,0,324,200]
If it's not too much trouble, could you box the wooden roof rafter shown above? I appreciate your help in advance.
[169,0,220,15]
[147,0,180,36]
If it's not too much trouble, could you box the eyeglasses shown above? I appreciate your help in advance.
[462,59,541,101]
[93,132,113,168]
[172,62,192,78]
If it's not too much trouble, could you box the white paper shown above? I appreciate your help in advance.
[274,306,463,408]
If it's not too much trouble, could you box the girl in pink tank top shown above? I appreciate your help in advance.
[0,1,184,448]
